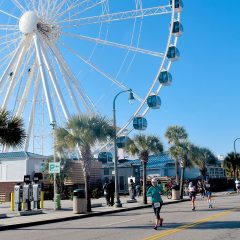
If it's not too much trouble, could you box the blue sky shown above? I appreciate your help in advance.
[0,1,239,157]
[156,0,240,157]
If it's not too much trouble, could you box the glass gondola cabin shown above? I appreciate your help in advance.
[116,136,130,148]
[172,21,183,37]
[158,71,172,86]
[167,46,180,61]
[133,116,147,130]
[170,0,184,12]
[98,152,113,164]
[147,95,161,109]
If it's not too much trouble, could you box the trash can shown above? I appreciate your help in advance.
[172,189,180,200]
[73,189,87,214]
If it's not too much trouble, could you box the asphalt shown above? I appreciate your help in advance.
[0,192,231,231]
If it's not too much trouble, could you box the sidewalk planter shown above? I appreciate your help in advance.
[55,194,61,210]
[172,189,180,200]
[73,189,87,214]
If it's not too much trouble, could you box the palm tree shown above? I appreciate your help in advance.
[55,114,114,212]
[0,108,26,148]
[165,125,188,185]
[193,147,217,182]
[223,152,240,178]
[126,134,163,204]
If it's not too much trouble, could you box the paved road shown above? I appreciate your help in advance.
[1,193,239,240]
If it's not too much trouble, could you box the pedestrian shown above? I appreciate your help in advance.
[168,179,174,190]
[188,181,196,211]
[146,178,163,230]
[204,180,213,208]
[109,179,115,206]
[103,179,110,206]
[197,179,204,200]
[235,178,240,193]
[135,183,141,197]
[129,179,136,200]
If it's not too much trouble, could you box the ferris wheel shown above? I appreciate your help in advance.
[0,0,183,154]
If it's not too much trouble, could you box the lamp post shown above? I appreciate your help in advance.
[234,138,240,178]
[113,89,134,207]
[50,121,57,210]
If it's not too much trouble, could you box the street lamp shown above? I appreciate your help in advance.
[113,89,135,207]
[234,138,240,177]
[50,121,57,210]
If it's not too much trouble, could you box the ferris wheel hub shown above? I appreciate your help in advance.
[19,11,38,34]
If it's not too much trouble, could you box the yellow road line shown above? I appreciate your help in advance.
[143,208,238,240]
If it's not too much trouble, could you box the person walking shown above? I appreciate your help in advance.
[147,178,163,230]
[109,179,115,206]
[204,180,213,208]
[103,179,110,206]
[235,178,240,193]
[135,183,141,198]
[129,179,136,200]
[188,181,196,211]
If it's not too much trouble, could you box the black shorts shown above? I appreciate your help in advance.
[189,192,196,199]
[152,202,162,220]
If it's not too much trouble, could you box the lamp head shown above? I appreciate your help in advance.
[128,89,135,104]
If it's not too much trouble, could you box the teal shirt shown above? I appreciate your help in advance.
[147,184,163,203]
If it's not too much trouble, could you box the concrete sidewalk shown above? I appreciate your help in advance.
[5,192,236,231]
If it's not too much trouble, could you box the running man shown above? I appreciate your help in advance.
[204,180,213,208]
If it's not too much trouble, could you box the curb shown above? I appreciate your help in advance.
[0,199,189,231]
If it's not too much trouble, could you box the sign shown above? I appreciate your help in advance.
[49,162,60,173]
[112,171,115,175]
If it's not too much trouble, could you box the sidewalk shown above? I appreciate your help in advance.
[0,194,199,231]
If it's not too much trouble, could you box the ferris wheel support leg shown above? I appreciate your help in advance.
[50,44,83,115]
[16,64,36,117]
[2,42,28,109]
[24,71,41,151]
[0,38,25,93]
[38,39,71,121]
[50,43,92,114]
[33,33,56,124]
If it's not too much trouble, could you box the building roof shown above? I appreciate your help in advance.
[0,151,46,160]
[102,152,174,168]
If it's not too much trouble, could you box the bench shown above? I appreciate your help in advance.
[0,193,5,203]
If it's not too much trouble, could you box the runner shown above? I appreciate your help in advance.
[188,181,196,211]
[146,178,163,230]
[197,179,204,199]
[204,180,213,208]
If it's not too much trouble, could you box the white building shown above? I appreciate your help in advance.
[0,152,46,201]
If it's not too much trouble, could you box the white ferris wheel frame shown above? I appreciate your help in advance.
[0,0,182,154]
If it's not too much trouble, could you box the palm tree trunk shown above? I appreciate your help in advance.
[175,160,179,185]
[143,161,147,204]
[80,145,92,212]
[180,166,185,199]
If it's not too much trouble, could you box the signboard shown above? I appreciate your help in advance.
[49,162,60,173]
[112,171,115,175]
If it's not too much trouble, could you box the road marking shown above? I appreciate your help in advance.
[143,208,238,240]
[100,218,136,227]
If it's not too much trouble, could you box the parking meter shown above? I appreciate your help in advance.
[23,175,33,211]
[32,174,41,209]
[14,183,23,211]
